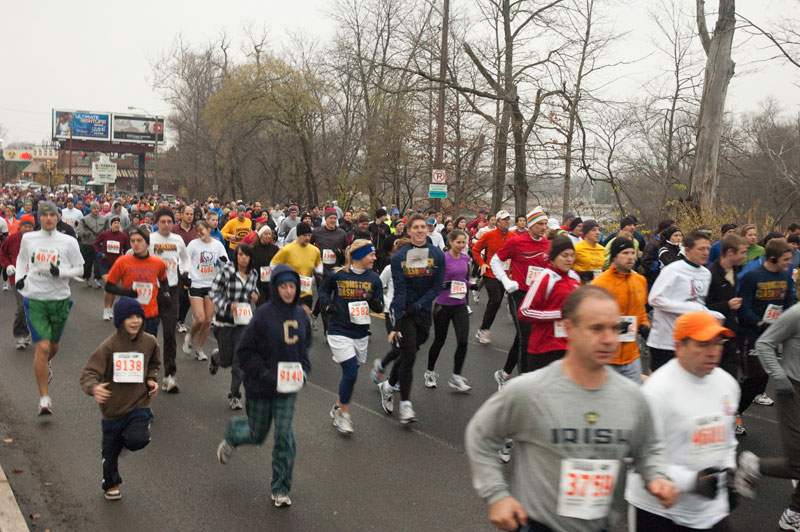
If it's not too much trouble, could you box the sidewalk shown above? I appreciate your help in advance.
[0,464,28,532]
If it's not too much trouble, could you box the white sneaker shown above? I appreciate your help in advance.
[378,381,393,414]
[331,406,354,435]
[424,370,438,388]
[194,350,208,361]
[754,393,775,406]
[14,337,26,350]
[475,329,491,344]
[217,439,234,465]
[735,450,760,499]
[780,509,800,531]
[228,396,243,410]
[162,375,180,393]
[2,281,8,291]
[449,374,472,393]
[494,370,511,391]
[271,493,292,507]
[467,305,473,315]
[102,308,112,321]
[23,335,32,346]
[399,401,417,425]
[182,335,194,355]
[177,321,188,333]
[311,315,319,331]
[38,396,53,416]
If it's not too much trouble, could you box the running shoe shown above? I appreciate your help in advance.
[103,485,121,501]
[449,374,472,393]
[329,404,340,420]
[102,308,112,321]
[473,291,480,303]
[475,329,491,344]
[735,450,760,499]
[23,335,32,346]
[14,337,26,350]
[228,395,243,410]
[780,509,800,531]
[754,393,775,406]
[424,370,438,388]
[392,382,400,392]
[271,493,292,507]
[330,406,353,434]
[399,402,417,425]
[370,359,384,384]
[2,281,8,291]
[735,416,746,435]
[467,305,473,315]
[182,335,194,355]
[311,315,319,331]
[194,350,208,361]
[209,351,219,375]
[177,321,188,333]
[494,370,511,391]
[378,381,393,414]
[217,439,234,465]
[38,396,52,416]
[499,440,513,464]
[162,375,180,393]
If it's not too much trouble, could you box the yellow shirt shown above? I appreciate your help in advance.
[270,241,322,297]
[220,217,252,249]
[573,241,605,284]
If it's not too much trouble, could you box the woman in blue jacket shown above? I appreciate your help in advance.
[215,264,311,508]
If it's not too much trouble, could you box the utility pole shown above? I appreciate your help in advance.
[68,128,73,193]
[432,0,449,211]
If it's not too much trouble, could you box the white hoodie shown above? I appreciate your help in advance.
[16,229,84,300]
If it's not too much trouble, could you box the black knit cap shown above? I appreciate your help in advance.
[663,226,681,241]
[609,237,635,262]
[721,223,738,235]
[549,234,574,261]
[569,217,583,231]
[296,222,312,237]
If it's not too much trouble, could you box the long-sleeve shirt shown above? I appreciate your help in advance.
[0,231,23,283]
[93,229,130,266]
[625,359,738,528]
[738,264,797,339]
[148,232,190,287]
[16,229,84,300]
[210,261,259,324]
[80,328,161,420]
[491,233,550,290]
[318,267,383,339]
[757,303,800,382]
[647,259,716,350]
[76,213,109,245]
[389,242,445,328]
[517,265,580,354]
[573,241,605,284]
[471,228,513,279]
[220,217,251,249]
[465,361,668,532]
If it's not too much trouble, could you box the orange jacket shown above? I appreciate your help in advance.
[591,264,650,365]
[472,228,513,279]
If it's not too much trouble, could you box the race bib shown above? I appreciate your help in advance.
[406,248,429,269]
[199,264,215,280]
[106,240,120,254]
[33,248,58,271]
[64,218,75,226]
[322,249,336,265]
[299,275,313,294]
[526,266,544,286]
[233,303,253,325]
[450,280,467,299]
[348,301,371,325]
[113,352,144,383]
[260,266,271,282]
[763,304,783,324]
[554,320,567,338]
[687,414,727,467]
[132,281,153,305]
[163,257,178,273]
[556,458,620,520]
[618,316,637,342]
[276,361,304,393]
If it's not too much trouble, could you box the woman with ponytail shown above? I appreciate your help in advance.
[318,239,384,435]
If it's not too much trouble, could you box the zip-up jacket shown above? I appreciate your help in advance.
[389,242,445,328]
[706,259,741,333]
[517,265,580,355]
[472,227,513,279]
[76,213,109,245]
[592,265,649,365]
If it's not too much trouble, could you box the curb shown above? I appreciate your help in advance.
[0,465,29,532]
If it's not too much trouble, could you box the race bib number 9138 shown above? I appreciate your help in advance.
[113,352,144,383]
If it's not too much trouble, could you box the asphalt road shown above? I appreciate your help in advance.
[0,282,793,531]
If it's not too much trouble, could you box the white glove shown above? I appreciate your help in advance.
[6,265,15,276]
[502,278,519,293]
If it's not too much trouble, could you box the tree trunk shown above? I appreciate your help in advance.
[690,0,736,213]
[493,103,510,213]
[510,98,528,215]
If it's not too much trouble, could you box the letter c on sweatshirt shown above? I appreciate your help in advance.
[283,320,299,345]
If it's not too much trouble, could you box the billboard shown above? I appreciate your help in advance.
[52,110,111,141]
[111,115,164,144]
[2,147,58,161]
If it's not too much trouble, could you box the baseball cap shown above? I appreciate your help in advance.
[496,210,512,220]
[39,201,58,215]
[673,311,734,342]
[391,208,400,215]
[426,217,436,226]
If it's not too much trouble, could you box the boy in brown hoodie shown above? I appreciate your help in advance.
[80,296,160,500]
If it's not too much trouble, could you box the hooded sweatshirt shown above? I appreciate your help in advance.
[592,264,650,365]
[80,327,161,420]
[235,264,312,398]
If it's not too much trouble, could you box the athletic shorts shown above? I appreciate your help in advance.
[327,334,369,364]
[189,286,211,298]
[24,298,72,343]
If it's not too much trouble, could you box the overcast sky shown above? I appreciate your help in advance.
[1,0,798,145]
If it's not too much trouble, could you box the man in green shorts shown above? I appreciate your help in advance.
[15,202,84,415]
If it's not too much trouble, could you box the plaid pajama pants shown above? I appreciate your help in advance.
[225,395,297,495]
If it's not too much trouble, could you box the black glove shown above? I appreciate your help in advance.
[123,289,138,299]
[638,324,650,340]
[159,291,172,307]
[182,274,192,288]
[15,277,24,290]
[726,468,739,511]
[696,467,721,499]
[50,264,60,277]
[469,283,480,291]
[324,303,336,315]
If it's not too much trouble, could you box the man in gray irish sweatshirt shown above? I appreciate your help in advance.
[465,285,677,532]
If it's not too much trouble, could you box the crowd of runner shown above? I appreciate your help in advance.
[2,186,800,531]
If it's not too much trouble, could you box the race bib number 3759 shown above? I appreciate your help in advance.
[556,458,620,520]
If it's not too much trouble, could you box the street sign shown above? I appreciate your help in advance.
[431,169,446,183]
[92,156,117,184]
[152,184,159,191]
[429,184,447,199]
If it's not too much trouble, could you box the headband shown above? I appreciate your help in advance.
[351,245,375,260]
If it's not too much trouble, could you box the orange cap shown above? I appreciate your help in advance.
[673,311,734,342]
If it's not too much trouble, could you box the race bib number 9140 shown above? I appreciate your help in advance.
[276,361,304,393]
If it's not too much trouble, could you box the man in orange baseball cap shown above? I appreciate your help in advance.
[626,311,741,530]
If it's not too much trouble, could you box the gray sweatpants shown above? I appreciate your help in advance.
[13,288,29,339]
